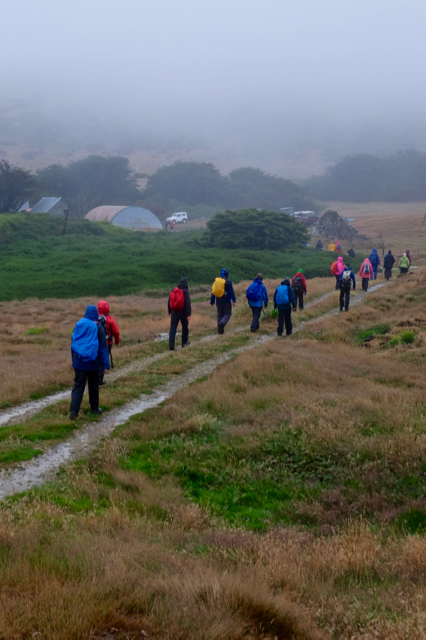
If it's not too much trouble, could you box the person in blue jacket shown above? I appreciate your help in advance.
[273,278,296,336]
[338,262,356,312]
[246,273,268,332]
[368,248,380,280]
[70,305,110,420]
[210,268,236,334]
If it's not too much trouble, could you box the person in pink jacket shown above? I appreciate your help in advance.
[359,258,373,291]
[335,256,344,289]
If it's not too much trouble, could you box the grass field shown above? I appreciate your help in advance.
[0,213,354,302]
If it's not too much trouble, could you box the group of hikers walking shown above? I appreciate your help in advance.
[69,246,413,419]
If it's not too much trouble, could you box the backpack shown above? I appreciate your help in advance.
[363,262,371,275]
[336,243,342,250]
[275,285,289,306]
[370,254,378,266]
[341,269,352,287]
[98,315,112,342]
[170,287,185,311]
[292,275,303,293]
[246,281,262,303]
[212,277,226,298]
[71,318,99,363]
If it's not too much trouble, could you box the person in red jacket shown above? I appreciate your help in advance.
[359,258,373,291]
[291,269,307,310]
[97,300,120,385]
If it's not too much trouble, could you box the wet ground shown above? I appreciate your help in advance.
[0,281,388,501]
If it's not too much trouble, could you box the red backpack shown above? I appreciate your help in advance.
[170,287,185,311]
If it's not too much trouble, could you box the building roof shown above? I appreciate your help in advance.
[85,206,128,222]
[30,197,64,213]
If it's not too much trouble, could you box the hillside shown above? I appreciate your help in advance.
[0,213,355,301]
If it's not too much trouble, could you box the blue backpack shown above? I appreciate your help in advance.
[275,285,289,305]
[246,281,262,302]
[71,318,99,362]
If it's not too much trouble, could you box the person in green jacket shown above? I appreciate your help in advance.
[398,252,410,275]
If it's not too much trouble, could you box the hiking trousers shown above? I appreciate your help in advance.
[169,313,189,349]
[339,286,351,311]
[70,368,99,416]
[385,268,392,280]
[216,301,232,333]
[335,275,340,290]
[372,267,378,280]
[250,307,262,331]
[277,309,292,336]
[294,292,304,310]
[362,278,369,291]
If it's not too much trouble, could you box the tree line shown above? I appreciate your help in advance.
[305,150,426,202]
[0,157,316,216]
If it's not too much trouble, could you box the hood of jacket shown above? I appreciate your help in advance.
[282,278,291,286]
[97,300,110,315]
[337,256,343,264]
[220,268,229,278]
[372,248,377,254]
[178,277,188,290]
[84,305,99,322]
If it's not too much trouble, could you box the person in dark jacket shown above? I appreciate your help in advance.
[273,278,296,336]
[383,250,395,280]
[315,239,323,250]
[168,277,191,350]
[338,263,356,312]
[291,269,307,309]
[70,305,110,420]
[246,273,268,332]
[368,248,381,280]
[347,247,355,258]
[210,268,236,334]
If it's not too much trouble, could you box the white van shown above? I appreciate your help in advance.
[166,212,188,224]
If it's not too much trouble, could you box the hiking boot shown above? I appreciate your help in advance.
[250,328,256,332]
[91,408,102,416]
[218,323,224,334]
[169,347,175,351]
[70,412,78,421]
[339,308,343,312]
[182,341,190,347]
[99,380,106,386]
[277,332,283,336]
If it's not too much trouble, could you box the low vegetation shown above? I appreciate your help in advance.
[1,270,426,637]
[0,213,350,301]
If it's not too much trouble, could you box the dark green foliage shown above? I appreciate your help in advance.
[306,150,426,202]
[204,209,309,250]
[357,324,390,343]
[0,213,333,301]
[142,161,316,212]
[37,156,143,217]
[397,509,426,534]
[0,159,40,212]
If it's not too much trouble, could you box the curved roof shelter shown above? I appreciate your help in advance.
[85,206,162,230]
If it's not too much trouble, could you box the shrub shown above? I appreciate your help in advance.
[400,330,415,344]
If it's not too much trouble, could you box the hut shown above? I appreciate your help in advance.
[30,197,69,216]
[85,206,162,230]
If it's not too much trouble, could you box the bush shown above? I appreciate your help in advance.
[400,330,415,344]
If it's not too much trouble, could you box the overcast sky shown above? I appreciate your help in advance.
[2,0,426,167]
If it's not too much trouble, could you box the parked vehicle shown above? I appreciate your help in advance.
[166,212,188,224]
[279,207,295,216]
[294,211,318,225]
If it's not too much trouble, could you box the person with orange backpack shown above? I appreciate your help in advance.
[210,268,236,334]
[168,277,191,350]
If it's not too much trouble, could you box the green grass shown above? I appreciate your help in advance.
[25,327,49,336]
[0,213,363,301]
[357,324,390,343]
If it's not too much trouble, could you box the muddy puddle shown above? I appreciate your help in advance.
[0,335,272,501]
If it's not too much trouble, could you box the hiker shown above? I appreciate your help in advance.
[359,257,373,291]
[383,250,395,280]
[315,239,323,251]
[168,277,191,350]
[406,249,412,266]
[70,305,110,420]
[347,247,355,258]
[398,252,410,275]
[165,220,169,230]
[211,268,236,334]
[335,240,342,251]
[97,301,120,385]
[331,257,344,290]
[169,220,175,231]
[246,273,268,332]
[338,262,356,312]
[291,269,307,310]
[328,242,336,251]
[368,248,380,280]
[273,278,296,336]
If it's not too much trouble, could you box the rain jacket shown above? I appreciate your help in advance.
[97,300,120,346]
[338,267,356,289]
[399,255,410,269]
[291,273,307,293]
[211,269,236,306]
[383,252,395,269]
[168,277,192,318]
[359,259,373,279]
[273,280,296,311]
[369,249,381,267]
[246,278,268,308]
[336,256,344,275]
[71,305,110,371]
